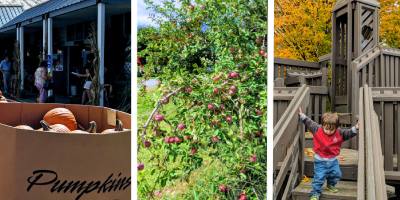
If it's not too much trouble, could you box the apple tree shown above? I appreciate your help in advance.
[138,0,267,199]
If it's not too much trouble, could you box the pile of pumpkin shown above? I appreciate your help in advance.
[14,108,128,134]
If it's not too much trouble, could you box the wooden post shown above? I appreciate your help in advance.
[19,26,24,91]
[98,2,105,106]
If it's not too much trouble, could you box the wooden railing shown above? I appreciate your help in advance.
[357,85,387,199]
[274,86,328,126]
[274,58,321,81]
[273,85,309,200]
[351,46,400,118]
[371,88,400,172]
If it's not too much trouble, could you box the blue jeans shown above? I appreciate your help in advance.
[2,71,10,94]
[311,158,342,196]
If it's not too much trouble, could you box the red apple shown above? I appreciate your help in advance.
[154,114,164,122]
[137,163,144,171]
[177,123,186,131]
[213,88,219,94]
[219,184,229,193]
[211,136,219,143]
[190,148,197,155]
[144,140,151,148]
[168,137,176,144]
[228,71,239,79]
[259,50,265,56]
[208,104,214,110]
[250,154,257,163]
[256,109,263,116]
[173,136,182,143]
[185,87,193,93]
[239,192,247,200]
[255,131,263,137]
[226,116,233,123]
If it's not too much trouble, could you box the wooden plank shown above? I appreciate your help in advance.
[381,102,385,150]
[298,121,305,179]
[315,95,320,123]
[277,101,287,123]
[386,55,390,86]
[391,56,395,87]
[372,110,387,199]
[368,62,373,86]
[321,96,327,115]
[274,85,309,145]
[309,86,329,95]
[395,103,398,156]
[362,67,367,85]
[385,170,400,181]
[274,102,278,126]
[385,103,394,170]
[281,152,299,200]
[375,56,379,87]
[381,54,385,87]
[398,105,400,171]
[273,133,299,198]
[335,96,347,105]
[275,58,320,69]
[364,86,376,199]
[357,88,365,200]
[395,57,399,87]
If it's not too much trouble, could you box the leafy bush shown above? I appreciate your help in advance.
[138,0,267,199]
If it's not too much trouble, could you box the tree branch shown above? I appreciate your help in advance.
[139,87,183,148]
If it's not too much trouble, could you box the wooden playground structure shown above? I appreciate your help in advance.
[273,0,400,199]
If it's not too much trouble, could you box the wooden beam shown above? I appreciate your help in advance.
[275,58,320,69]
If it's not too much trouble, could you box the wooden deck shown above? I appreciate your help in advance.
[304,147,400,180]
[304,148,358,180]
[292,180,395,200]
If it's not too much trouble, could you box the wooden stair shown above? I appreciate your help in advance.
[304,148,358,180]
[292,179,395,200]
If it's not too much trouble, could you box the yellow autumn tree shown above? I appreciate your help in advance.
[380,0,400,48]
[275,0,335,62]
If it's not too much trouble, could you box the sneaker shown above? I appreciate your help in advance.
[310,194,319,200]
[327,185,339,193]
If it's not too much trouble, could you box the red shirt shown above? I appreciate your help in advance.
[313,127,343,158]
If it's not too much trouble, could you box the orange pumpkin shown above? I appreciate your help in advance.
[15,125,34,130]
[43,108,77,131]
[71,121,97,134]
[39,120,71,133]
[101,119,127,134]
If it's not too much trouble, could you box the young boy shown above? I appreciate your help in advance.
[298,108,359,200]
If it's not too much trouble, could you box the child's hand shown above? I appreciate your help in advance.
[298,107,303,115]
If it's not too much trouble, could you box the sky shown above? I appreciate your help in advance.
[137,0,157,28]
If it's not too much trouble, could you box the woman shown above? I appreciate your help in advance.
[34,61,48,103]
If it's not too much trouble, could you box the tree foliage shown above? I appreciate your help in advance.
[275,0,400,61]
[380,0,400,48]
[138,0,267,199]
[275,0,335,61]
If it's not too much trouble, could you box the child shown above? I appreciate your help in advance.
[298,108,359,200]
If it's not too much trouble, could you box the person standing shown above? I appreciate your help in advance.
[0,56,11,95]
[34,61,48,103]
[72,57,94,105]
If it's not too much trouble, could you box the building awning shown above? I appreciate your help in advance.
[0,6,23,27]
[0,0,129,33]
